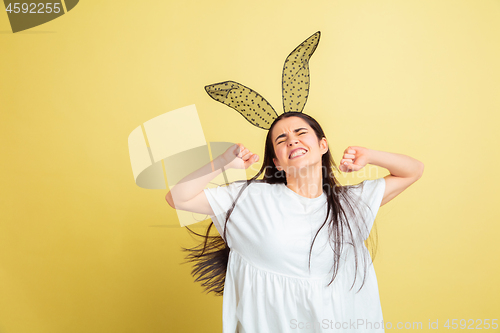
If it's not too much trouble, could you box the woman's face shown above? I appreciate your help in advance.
[271,116,328,175]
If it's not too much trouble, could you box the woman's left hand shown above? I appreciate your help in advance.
[339,146,370,172]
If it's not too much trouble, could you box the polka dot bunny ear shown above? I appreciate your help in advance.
[204,31,321,130]
[282,31,321,113]
[204,81,279,130]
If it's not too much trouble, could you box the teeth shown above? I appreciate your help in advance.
[290,149,307,158]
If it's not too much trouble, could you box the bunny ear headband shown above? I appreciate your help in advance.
[204,31,321,130]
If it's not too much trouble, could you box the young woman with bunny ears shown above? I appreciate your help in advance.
[166,32,424,332]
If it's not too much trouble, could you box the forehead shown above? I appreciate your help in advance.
[272,117,310,139]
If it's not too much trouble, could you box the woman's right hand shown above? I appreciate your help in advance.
[220,143,259,170]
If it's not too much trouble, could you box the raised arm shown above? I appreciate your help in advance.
[165,143,259,215]
[340,146,424,207]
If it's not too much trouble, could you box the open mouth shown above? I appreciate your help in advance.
[289,149,308,159]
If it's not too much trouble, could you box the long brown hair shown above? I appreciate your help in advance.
[182,112,378,296]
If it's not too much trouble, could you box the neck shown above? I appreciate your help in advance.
[285,164,323,198]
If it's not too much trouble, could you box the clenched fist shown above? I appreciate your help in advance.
[339,146,370,173]
[221,143,259,170]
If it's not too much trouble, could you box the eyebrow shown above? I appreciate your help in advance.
[274,128,308,143]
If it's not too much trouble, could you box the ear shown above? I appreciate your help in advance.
[320,137,328,155]
[273,157,282,171]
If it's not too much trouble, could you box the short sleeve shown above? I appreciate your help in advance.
[357,177,386,240]
[203,181,246,236]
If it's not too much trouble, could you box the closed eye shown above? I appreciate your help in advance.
[277,131,307,145]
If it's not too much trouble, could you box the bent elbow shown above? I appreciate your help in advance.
[417,161,424,179]
[165,192,175,209]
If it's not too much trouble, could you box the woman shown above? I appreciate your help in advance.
[166,111,424,332]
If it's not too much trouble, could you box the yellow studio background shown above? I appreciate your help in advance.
[1,0,499,332]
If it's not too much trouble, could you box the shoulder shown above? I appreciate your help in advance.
[243,180,282,195]
[342,178,385,196]
[348,178,386,214]
[210,180,280,197]
[360,178,385,193]
[361,178,386,197]
[336,179,386,213]
[229,181,287,201]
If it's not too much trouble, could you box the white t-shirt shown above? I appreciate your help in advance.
[203,177,386,333]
